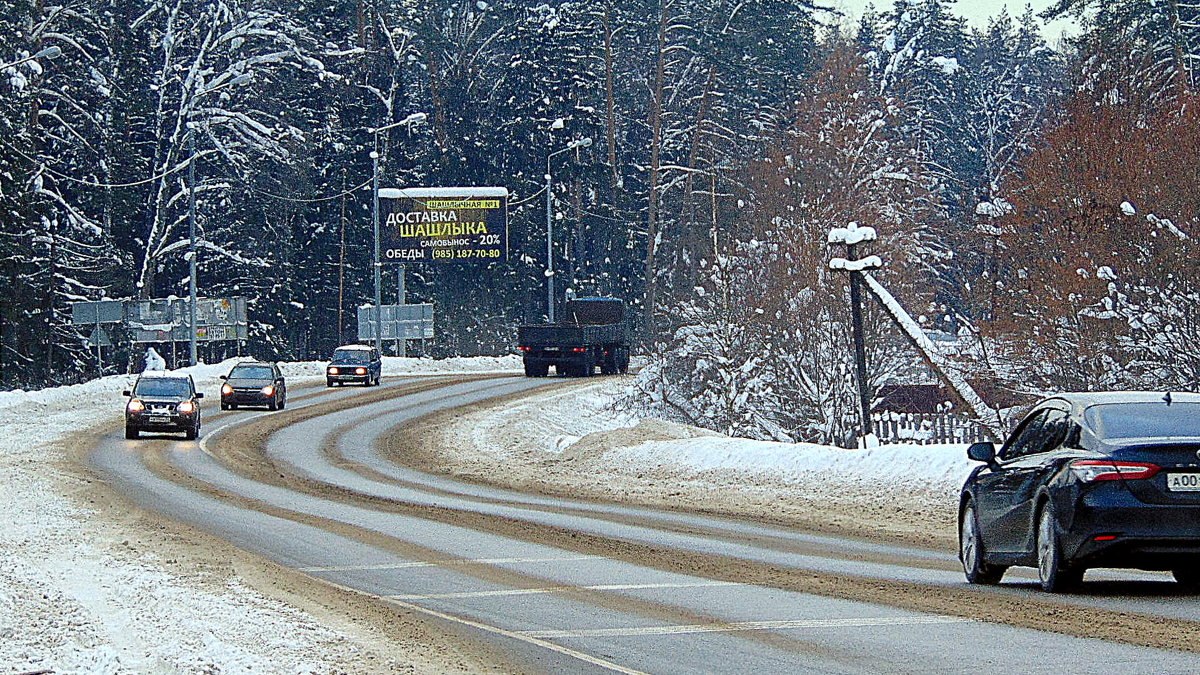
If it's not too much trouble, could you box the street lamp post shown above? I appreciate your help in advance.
[368,112,426,355]
[545,137,592,323]
[186,73,251,366]
[0,45,61,71]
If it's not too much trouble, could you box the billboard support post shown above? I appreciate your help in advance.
[396,265,407,357]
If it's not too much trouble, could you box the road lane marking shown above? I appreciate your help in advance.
[297,555,603,573]
[523,615,970,638]
[388,580,741,600]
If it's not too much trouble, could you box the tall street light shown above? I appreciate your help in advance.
[0,45,61,71]
[545,137,591,323]
[186,73,251,366]
[368,112,427,355]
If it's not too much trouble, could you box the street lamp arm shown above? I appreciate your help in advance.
[1,45,62,72]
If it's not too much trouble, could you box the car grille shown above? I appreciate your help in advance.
[146,403,177,413]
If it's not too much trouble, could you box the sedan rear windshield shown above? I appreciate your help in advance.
[229,366,273,379]
[333,350,371,363]
[1085,402,1200,440]
[134,378,191,397]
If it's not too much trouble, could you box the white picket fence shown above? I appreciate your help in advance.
[872,411,988,445]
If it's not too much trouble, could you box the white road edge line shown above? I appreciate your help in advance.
[523,615,971,639]
[388,580,741,600]
[297,555,604,573]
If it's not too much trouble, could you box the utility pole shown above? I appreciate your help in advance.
[545,137,592,323]
[368,112,426,353]
[828,223,882,445]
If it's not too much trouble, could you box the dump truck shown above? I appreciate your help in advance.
[517,297,631,377]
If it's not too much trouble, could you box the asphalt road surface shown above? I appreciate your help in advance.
[88,375,1200,673]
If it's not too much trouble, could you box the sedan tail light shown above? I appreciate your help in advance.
[1069,460,1160,483]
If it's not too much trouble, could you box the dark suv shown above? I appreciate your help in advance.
[326,345,381,386]
[124,373,203,440]
[219,361,286,410]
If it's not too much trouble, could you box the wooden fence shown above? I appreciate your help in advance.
[871,411,988,445]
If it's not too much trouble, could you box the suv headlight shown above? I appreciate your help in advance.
[355,367,367,375]
[127,400,145,413]
[177,400,195,414]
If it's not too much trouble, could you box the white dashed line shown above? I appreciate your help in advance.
[297,555,603,573]
[388,580,741,600]
[522,615,971,639]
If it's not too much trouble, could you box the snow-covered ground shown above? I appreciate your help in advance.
[0,356,522,674]
[0,358,973,673]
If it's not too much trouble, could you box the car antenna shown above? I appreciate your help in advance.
[1164,391,1173,406]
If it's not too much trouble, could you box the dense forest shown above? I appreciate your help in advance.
[3,0,1199,443]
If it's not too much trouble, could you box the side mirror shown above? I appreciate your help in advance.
[195,392,205,399]
[967,442,996,464]
[122,390,131,397]
[219,375,227,380]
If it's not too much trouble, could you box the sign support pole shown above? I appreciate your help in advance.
[396,265,407,357]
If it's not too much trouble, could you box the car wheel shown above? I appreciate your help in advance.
[960,502,1006,584]
[184,424,198,441]
[220,402,229,411]
[125,426,139,440]
[279,395,286,410]
[327,379,334,387]
[268,395,278,411]
[1037,504,1083,593]
[1173,567,1200,590]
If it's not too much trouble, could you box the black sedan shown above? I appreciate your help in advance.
[960,392,1200,592]
[219,361,286,410]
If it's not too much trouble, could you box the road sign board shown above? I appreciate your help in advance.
[70,300,124,325]
[127,297,248,343]
[358,303,434,341]
[377,187,508,264]
[87,326,112,348]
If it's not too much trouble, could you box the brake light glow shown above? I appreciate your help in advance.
[177,400,195,414]
[221,383,233,396]
[572,347,587,353]
[328,367,339,375]
[518,346,530,351]
[1094,535,1117,541]
[127,399,145,413]
[1069,460,1160,483]
[355,367,367,375]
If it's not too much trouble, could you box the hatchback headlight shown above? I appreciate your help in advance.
[177,400,195,414]
[261,385,275,396]
[221,383,233,396]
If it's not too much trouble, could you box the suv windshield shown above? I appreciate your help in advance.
[1086,402,1200,440]
[333,349,370,363]
[229,365,273,379]
[134,378,191,398]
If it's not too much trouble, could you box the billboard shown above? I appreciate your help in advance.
[126,297,248,343]
[378,187,508,263]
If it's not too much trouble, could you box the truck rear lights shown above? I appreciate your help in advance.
[1069,460,1160,483]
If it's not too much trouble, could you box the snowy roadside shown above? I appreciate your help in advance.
[0,356,521,674]
[418,377,977,547]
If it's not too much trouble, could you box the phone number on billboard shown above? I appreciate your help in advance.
[432,248,504,260]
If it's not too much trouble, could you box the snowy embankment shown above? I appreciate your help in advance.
[441,378,977,545]
[0,356,521,674]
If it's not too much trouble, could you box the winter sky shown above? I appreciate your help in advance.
[827,0,1080,41]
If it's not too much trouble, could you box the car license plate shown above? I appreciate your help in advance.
[147,415,170,424]
[1167,473,1200,491]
